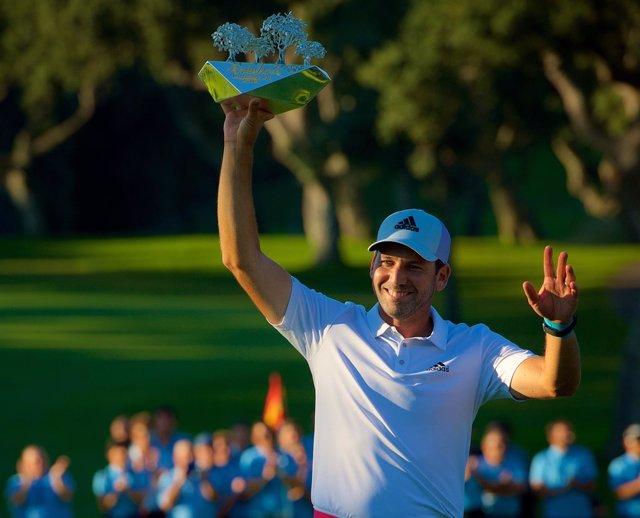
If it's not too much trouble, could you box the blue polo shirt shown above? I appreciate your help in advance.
[608,452,640,517]
[238,446,298,518]
[92,465,146,518]
[157,468,213,518]
[5,472,75,518]
[529,445,598,518]
[476,456,527,517]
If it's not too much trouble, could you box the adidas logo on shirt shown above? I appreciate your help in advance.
[394,216,419,233]
[427,362,450,372]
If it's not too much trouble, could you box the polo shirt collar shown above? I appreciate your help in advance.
[367,304,448,350]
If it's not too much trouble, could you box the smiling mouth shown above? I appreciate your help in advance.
[385,288,412,300]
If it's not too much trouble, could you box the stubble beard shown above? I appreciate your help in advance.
[376,283,431,322]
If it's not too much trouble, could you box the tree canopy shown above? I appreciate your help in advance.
[0,0,638,245]
[360,0,640,241]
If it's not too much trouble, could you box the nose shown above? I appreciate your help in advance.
[388,264,408,285]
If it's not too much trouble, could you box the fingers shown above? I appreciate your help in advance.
[543,245,573,289]
[556,250,568,286]
[543,245,554,280]
[247,98,274,122]
[565,264,579,296]
[222,96,273,121]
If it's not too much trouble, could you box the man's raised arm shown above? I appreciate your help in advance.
[218,97,292,324]
[510,245,581,399]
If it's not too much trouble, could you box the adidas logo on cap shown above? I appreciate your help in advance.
[394,216,419,233]
[368,208,451,263]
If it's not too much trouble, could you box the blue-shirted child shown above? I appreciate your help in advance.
[609,423,640,518]
[93,441,146,518]
[5,445,75,518]
[530,419,598,518]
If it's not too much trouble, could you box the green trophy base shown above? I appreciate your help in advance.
[199,61,331,114]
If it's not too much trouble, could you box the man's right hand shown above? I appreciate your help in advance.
[222,96,273,146]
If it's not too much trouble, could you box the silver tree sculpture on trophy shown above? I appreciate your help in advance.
[211,22,254,62]
[295,40,327,67]
[260,12,308,64]
[245,36,274,64]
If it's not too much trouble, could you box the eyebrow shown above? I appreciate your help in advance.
[379,253,424,264]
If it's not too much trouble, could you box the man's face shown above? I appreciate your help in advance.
[371,244,448,324]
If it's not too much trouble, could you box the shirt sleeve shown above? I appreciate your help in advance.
[272,276,353,360]
[608,457,627,489]
[5,475,22,501]
[239,450,264,480]
[92,471,107,497]
[156,471,173,508]
[60,472,76,493]
[477,325,536,404]
[528,453,545,485]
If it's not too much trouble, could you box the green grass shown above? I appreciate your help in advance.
[0,235,638,516]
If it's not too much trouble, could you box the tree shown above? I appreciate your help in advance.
[260,12,308,65]
[211,23,255,62]
[296,40,327,66]
[0,0,210,234]
[246,36,275,63]
[360,0,640,242]
[257,0,409,265]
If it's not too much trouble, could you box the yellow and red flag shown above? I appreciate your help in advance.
[263,372,287,431]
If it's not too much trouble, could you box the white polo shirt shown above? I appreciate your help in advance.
[274,277,534,518]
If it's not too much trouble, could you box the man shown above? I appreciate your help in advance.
[529,419,597,518]
[217,97,581,518]
[608,423,640,517]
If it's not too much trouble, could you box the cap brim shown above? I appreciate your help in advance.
[368,239,438,262]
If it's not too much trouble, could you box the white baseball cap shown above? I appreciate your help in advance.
[623,423,640,441]
[368,209,451,263]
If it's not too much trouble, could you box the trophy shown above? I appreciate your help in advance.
[199,12,331,114]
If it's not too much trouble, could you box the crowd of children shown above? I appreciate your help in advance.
[5,405,313,518]
[464,419,640,518]
[5,410,640,518]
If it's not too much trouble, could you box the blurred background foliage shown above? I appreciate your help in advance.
[1,0,639,258]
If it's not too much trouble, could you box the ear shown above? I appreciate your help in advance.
[435,263,451,292]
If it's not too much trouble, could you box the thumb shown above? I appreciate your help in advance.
[522,281,538,306]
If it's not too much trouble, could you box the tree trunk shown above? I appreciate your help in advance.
[265,113,343,266]
[487,177,537,244]
[543,52,640,241]
[325,151,370,240]
[1,84,95,235]
[301,179,340,265]
[3,167,42,235]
